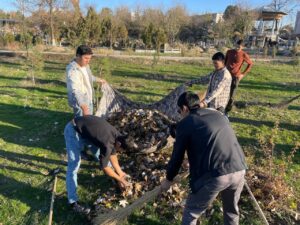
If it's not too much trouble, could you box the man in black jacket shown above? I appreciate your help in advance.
[161,92,247,225]
[64,115,131,214]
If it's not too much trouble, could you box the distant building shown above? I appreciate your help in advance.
[212,13,224,24]
[131,12,136,21]
[295,11,300,36]
[247,7,287,47]
[256,7,287,37]
[0,19,19,34]
[195,13,223,25]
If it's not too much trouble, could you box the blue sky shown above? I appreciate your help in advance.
[1,0,266,14]
[78,0,266,13]
[0,0,298,24]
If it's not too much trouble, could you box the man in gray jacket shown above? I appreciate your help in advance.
[66,45,106,117]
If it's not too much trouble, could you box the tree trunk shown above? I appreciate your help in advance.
[109,32,113,49]
[49,1,56,46]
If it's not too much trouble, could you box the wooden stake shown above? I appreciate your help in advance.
[93,172,188,225]
[48,175,58,225]
[245,181,269,225]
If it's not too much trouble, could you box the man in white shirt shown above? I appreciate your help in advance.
[66,45,105,117]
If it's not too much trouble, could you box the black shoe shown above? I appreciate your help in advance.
[80,150,92,161]
[71,202,91,215]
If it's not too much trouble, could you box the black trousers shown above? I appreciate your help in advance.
[225,76,240,113]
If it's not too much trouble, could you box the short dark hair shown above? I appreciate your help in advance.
[76,45,93,56]
[212,52,225,61]
[237,39,244,46]
[116,135,128,150]
[177,91,200,110]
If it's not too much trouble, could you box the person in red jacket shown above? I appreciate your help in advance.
[225,40,253,114]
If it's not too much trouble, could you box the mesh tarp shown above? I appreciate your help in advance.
[95,83,186,121]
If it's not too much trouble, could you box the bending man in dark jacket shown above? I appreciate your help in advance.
[161,92,247,225]
[64,115,131,214]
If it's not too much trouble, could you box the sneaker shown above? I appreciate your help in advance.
[71,202,91,215]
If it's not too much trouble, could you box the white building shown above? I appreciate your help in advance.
[212,13,224,24]
[295,11,300,35]
[131,12,136,21]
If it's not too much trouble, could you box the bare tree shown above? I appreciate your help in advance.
[14,0,34,56]
[142,8,165,29]
[70,0,81,16]
[267,0,300,32]
[14,0,32,33]
[45,0,57,45]
[217,4,257,42]
[164,5,189,46]
[269,0,300,12]
[33,0,70,46]
[115,6,131,27]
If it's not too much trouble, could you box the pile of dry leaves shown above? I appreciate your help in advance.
[93,109,187,214]
[107,109,174,153]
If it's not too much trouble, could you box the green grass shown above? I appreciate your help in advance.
[0,55,299,225]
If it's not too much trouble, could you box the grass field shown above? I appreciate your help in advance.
[0,54,299,225]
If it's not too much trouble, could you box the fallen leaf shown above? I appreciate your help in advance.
[119,199,129,208]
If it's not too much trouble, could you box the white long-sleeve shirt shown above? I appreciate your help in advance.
[66,60,96,111]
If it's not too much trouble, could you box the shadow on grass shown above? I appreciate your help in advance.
[0,102,73,156]
[0,59,23,67]
[230,116,300,132]
[1,85,66,95]
[0,89,64,99]
[0,74,66,87]
[0,173,51,224]
[112,69,199,84]
[237,137,299,163]
[288,105,300,111]
[0,173,90,225]
[0,57,67,72]
[44,66,66,73]
[0,148,67,169]
[240,80,300,93]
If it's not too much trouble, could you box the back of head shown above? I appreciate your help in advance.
[177,91,200,110]
[76,45,93,56]
[212,52,225,61]
[116,135,128,150]
[236,39,244,46]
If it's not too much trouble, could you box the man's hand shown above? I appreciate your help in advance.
[160,179,172,192]
[200,101,207,108]
[119,171,127,179]
[97,78,107,85]
[81,105,90,116]
[238,74,245,81]
[182,159,189,170]
[118,176,132,190]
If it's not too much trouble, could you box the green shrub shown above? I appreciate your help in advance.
[24,47,44,85]
[33,36,43,45]
[0,33,15,46]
